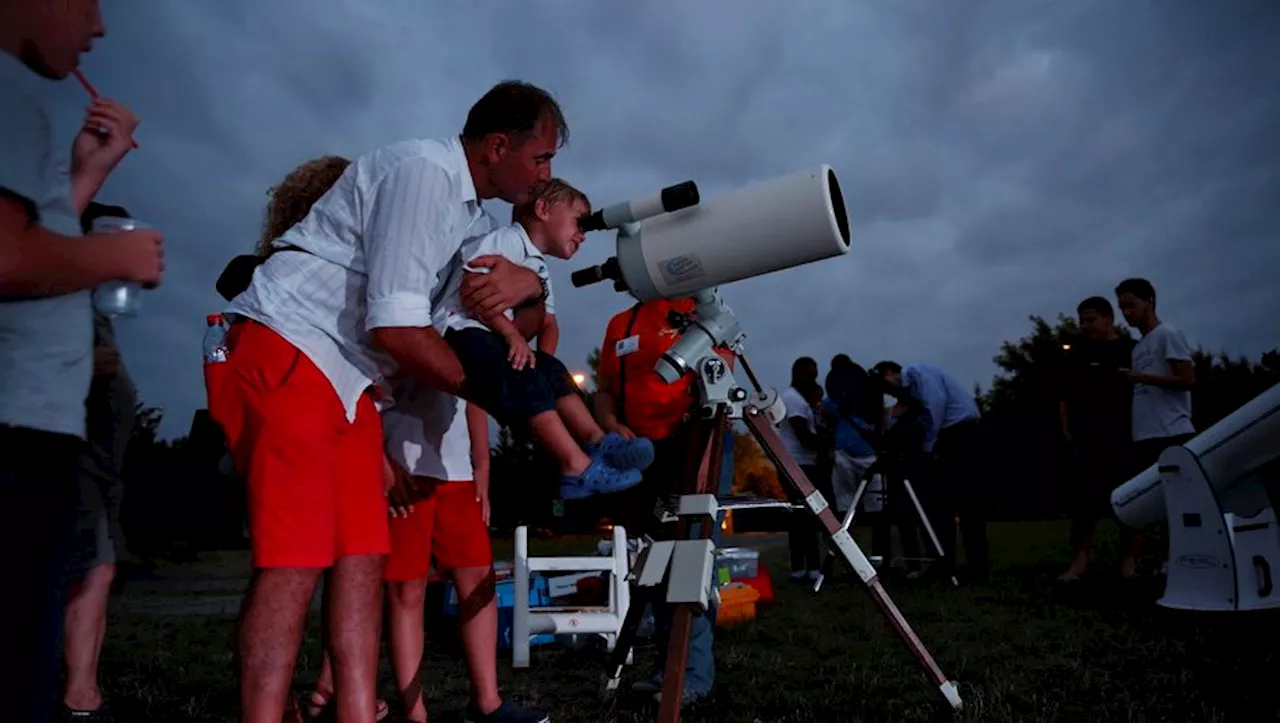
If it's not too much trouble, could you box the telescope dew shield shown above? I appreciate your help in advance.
[1111,382,1280,529]
[615,166,851,301]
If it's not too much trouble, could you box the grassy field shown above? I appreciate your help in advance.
[99,521,1279,722]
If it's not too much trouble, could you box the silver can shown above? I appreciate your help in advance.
[90,216,149,317]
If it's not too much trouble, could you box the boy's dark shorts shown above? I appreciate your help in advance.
[1068,439,1130,522]
[445,327,576,428]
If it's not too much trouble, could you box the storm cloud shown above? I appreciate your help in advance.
[47,0,1280,436]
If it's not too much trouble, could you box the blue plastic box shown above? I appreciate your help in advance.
[441,574,555,650]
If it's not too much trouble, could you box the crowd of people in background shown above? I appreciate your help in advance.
[768,276,1196,591]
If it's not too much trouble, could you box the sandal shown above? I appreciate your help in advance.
[305,690,389,722]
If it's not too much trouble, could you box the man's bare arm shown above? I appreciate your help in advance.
[466,401,491,474]
[460,255,543,319]
[481,309,526,348]
[594,389,620,428]
[371,327,468,397]
[789,416,822,451]
[537,314,560,356]
[1,196,123,297]
[512,303,546,341]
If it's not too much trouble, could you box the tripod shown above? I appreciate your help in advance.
[813,456,957,591]
[599,291,963,722]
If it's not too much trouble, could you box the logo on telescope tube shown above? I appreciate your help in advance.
[1177,554,1223,570]
[658,254,707,285]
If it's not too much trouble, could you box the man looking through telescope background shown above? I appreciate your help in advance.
[437,178,657,502]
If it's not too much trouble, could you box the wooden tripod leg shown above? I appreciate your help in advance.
[742,407,963,712]
[656,409,729,723]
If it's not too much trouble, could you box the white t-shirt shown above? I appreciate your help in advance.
[434,222,554,333]
[381,381,478,481]
[1131,323,1196,441]
[775,386,818,466]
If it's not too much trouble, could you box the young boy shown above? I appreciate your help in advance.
[0,5,161,721]
[437,179,654,500]
[308,385,549,723]
[1058,296,1137,582]
[1115,277,1197,578]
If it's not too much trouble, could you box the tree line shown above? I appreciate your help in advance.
[116,315,1279,562]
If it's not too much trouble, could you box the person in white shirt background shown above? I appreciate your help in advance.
[775,356,829,582]
[1115,277,1198,578]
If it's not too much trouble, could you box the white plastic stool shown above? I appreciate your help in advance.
[512,525,633,668]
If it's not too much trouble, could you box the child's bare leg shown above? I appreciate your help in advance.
[453,566,502,715]
[387,579,429,723]
[529,410,593,476]
[555,393,605,445]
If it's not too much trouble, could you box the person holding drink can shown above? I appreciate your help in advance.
[0,2,163,721]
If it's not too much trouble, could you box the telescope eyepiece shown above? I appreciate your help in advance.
[570,257,621,289]
[660,181,700,214]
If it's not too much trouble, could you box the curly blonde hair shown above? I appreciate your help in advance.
[511,178,590,226]
[255,155,351,256]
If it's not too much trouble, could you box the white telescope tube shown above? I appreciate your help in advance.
[1112,382,1280,529]
[615,166,851,301]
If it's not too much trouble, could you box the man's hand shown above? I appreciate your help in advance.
[93,346,120,377]
[461,256,542,320]
[72,99,139,181]
[602,420,636,440]
[383,454,415,518]
[474,469,491,526]
[507,335,536,370]
[99,229,165,288]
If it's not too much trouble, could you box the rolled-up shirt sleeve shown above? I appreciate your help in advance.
[362,158,461,330]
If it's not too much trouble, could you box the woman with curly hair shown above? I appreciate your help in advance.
[215,155,351,301]
[254,155,350,257]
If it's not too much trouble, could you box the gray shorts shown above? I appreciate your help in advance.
[67,447,127,577]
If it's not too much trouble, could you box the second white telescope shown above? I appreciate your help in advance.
[1111,382,1280,529]
[571,166,851,300]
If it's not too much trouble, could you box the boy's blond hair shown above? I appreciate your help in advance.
[255,155,351,256]
[511,178,590,226]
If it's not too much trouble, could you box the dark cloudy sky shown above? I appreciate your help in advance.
[48,1,1280,437]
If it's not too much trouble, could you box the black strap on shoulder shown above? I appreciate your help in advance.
[615,302,643,426]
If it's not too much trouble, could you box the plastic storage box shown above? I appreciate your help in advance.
[442,571,554,650]
[716,547,760,580]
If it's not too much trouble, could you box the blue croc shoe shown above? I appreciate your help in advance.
[561,459,644,500]
[587,433,656,471]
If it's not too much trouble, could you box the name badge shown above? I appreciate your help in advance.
[616,335,640,357]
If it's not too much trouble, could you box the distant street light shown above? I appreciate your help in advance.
[1062,344,1071,351]
[571,372,587,387]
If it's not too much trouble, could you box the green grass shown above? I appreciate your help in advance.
[99,521,1279,722]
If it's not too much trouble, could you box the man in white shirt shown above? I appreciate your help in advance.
[775,357,828,581]
[1115,277,1197,578]
[212,81,567,723]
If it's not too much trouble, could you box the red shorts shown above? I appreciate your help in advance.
[384,478,493,583]
[209,320,390,569]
